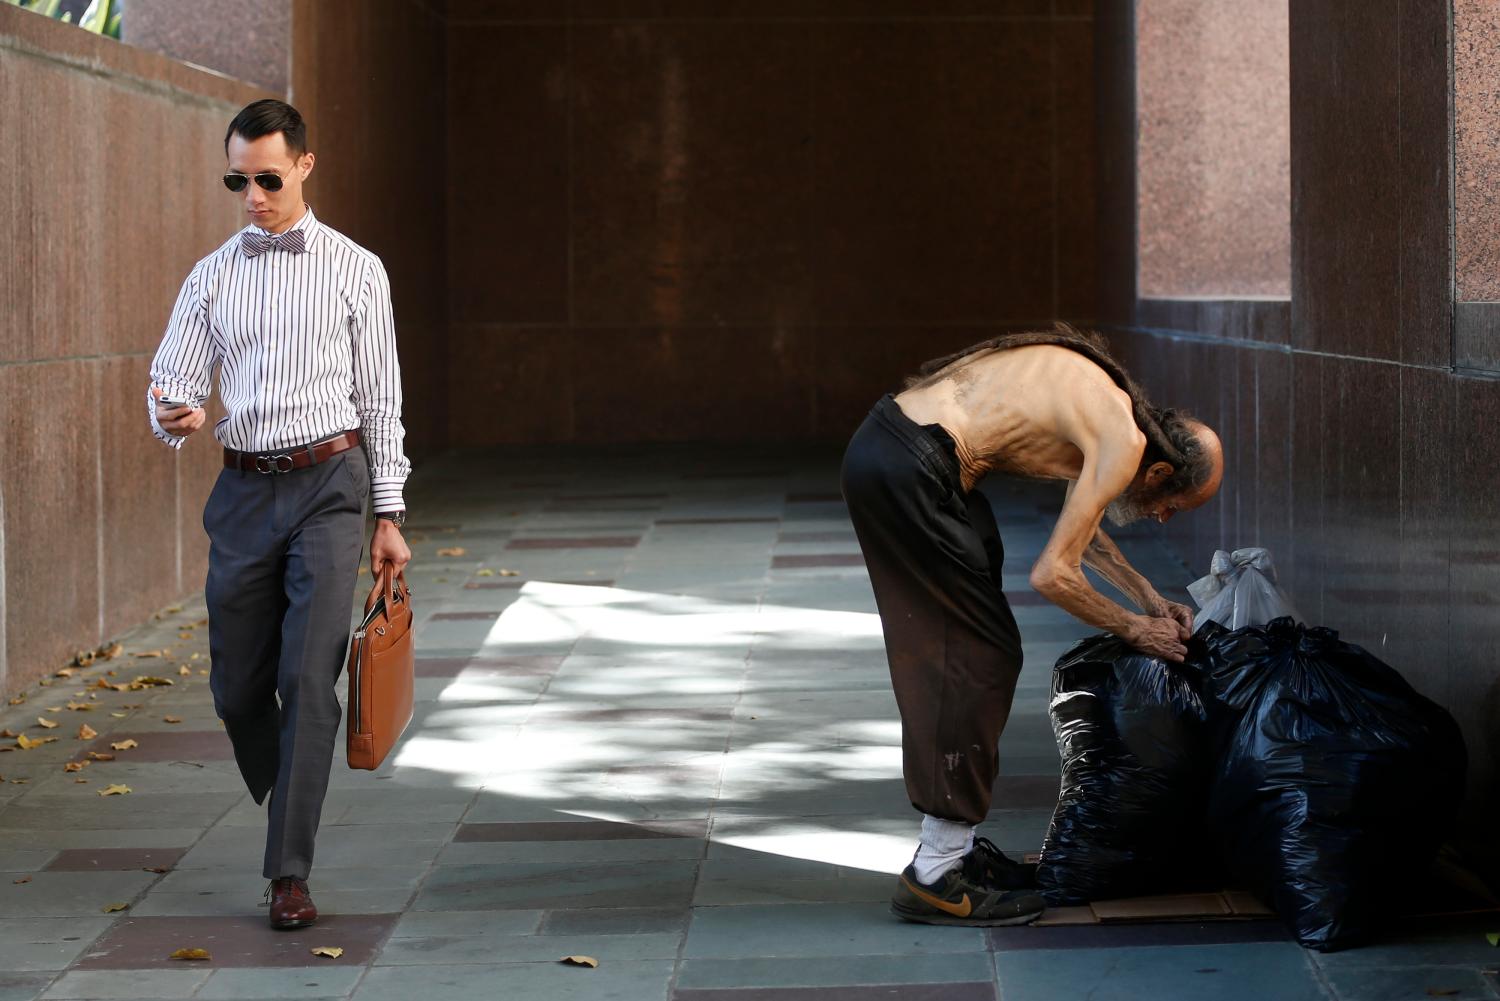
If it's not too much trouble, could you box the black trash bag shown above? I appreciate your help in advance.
[1037,633,1216,905]
[1199,617,1468,952]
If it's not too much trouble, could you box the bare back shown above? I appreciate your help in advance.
[894,344,1145,492]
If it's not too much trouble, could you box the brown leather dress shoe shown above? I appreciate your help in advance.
[267,876,317,930]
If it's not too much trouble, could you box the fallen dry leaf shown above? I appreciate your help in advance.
[98,642,123,660]
[110,739,138,751]
[436,547,467,557]
[144,865,170,874]
[498,568,521,577]
[178,632,193,640]
[16,735,56,750]
[134,651,164,659]
[36,718,59,730]
[130,677,174,689]
[85,751,115,762]
[95,680,129,693]
[162,717,182,725]
[101,902,129,913]
[97,784,132,797]
[57,665,79,677]
[560,955,599,968]
[0,730,13,739]
[191,652,202,660]
[196,618,207,627]
[74,778,88,784]
[63,762,86,773]
[38,679,53,688]
[9,694,25,705]
[199,670,209,676]
[178,666,192,677]
[10,778,28,785]
[13,876,30,885]
[168,947,209,961]
[475,568,495,577]
[165,606,182,613]
[66,702,94,712]
[77,725,98,741]
[309,946,344,959]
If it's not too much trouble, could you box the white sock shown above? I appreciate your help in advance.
[912,814,976,885]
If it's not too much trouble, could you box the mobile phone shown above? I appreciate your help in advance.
[157,394,195,410]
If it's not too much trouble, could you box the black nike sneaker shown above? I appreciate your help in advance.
[968,836,1039,890]
[891,846,1045,927]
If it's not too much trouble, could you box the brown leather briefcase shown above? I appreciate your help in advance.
[345,566,414,770]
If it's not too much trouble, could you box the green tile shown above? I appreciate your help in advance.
[677,953,997,990]
[683,902,987,959]
[994,943,1326,1001]
[0,973,50,1001]
[39,969,210,1000]
[351,960,673,1001]
[196,967,365,1000]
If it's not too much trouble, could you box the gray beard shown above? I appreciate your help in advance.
[1105,495,1147,527]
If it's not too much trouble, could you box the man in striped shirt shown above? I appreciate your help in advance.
[147,99,410,930]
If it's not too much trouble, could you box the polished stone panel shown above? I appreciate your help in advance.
[571,21,813,327]
[810,22,1053,326]
[570,327,815,442]
[123,0,291,92]
[446,326,577,446]
[0,361,101,693]
[1290,1,1450,364]
[447,25,569,324]
[1455,0,1500,301]
[1136,0,1289,298]
[1318,357,1401,650]
[101,356,179,641]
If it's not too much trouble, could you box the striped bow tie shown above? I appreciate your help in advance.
[240,228,308,258]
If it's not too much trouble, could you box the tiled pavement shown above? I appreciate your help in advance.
[0,444,1495,1000]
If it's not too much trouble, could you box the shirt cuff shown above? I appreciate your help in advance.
[371,477,405,515]
[148,403,188,449]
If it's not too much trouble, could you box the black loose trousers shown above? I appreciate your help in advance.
[841,395,1025,825]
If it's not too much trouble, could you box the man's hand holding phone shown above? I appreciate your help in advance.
[151,386,206,438]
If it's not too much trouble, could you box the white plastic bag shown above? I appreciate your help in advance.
[1187,548,1299,632]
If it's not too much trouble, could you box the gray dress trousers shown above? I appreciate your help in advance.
[203,443,368,879]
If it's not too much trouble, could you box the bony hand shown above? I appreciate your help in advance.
[1150,596,1195,640]
[1126,614,1190,664]
[150,386,205,438]
[370,517,411,578]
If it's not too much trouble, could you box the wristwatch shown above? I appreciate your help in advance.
[376,510,407,529]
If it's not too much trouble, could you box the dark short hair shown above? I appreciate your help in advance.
[224,99,307,157]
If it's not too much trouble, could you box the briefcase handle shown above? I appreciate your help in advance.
[364,563,411,616]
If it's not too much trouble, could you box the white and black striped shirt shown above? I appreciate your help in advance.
[147,207,410,514]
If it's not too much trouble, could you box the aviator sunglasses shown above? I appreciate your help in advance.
[222,164,297,193]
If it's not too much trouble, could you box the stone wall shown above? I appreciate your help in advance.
[0,5,267,695]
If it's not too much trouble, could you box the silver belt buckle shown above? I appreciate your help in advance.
[254,453,295,474]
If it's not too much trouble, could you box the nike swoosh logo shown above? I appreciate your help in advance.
[901,876,973,917]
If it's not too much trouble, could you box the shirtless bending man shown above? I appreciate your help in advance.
[840,325,1224,927]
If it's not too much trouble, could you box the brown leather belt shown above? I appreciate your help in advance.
[224,430,361,474]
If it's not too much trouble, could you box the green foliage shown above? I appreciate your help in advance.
[8,0,120,39]
[78,0,108,33]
